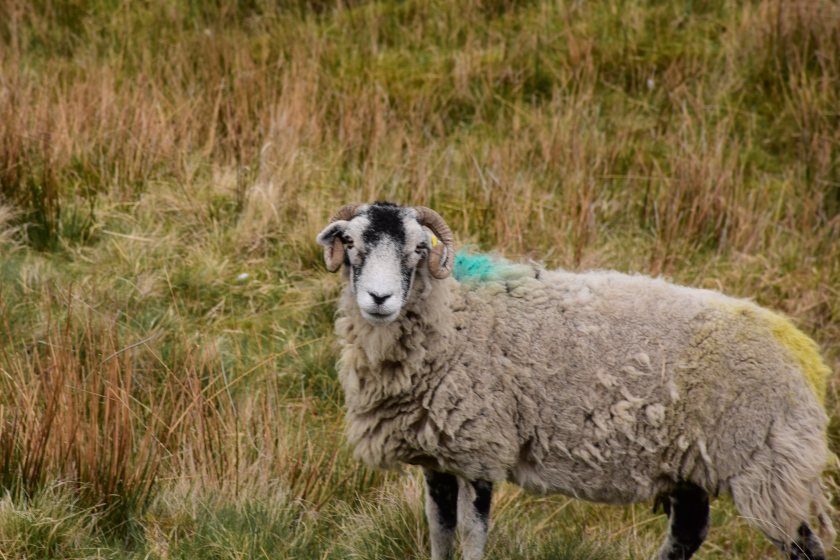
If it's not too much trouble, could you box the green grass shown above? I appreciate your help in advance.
[0,0,839,557]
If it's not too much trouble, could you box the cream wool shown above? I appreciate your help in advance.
[318,202,834,560]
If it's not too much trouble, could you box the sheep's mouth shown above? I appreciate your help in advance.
[360,309,399,325]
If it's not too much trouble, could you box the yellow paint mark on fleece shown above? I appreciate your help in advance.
[765,311,830,403]
[732,304,831,403]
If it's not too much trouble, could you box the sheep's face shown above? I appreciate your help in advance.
[317,203,435,326]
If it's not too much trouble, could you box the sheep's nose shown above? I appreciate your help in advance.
[369,291,392,305]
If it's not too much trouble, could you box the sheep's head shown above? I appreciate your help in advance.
[316,202,454,325]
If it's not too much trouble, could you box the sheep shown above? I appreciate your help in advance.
[315,201,835,560]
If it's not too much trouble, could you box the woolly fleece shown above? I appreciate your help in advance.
[334,253,834,545]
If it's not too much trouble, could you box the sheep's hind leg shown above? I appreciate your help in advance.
[424,469,458,560]
[657,481,710,560]
[458,478,493,560]
[788,523,826,560]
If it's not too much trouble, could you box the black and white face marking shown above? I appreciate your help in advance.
[317,203,432,326]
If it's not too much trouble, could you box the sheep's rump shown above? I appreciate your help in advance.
[434,254,830,505]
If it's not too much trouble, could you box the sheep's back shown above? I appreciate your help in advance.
[445,269,829,501]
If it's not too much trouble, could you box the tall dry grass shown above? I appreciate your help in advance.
[0,295,161,521]
[0,0,838,557]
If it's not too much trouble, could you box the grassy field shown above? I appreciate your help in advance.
[1,0,839,557]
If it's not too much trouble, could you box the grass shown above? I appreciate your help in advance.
[0,0,839,557]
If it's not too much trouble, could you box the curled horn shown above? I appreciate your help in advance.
[414,206,455,279]
[323,203,361,272]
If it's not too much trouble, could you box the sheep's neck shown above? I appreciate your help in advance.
[335,273,453,414]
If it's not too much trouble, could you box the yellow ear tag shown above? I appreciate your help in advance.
[430,234,438,248]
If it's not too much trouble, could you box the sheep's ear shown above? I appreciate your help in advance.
[316,221,349,272]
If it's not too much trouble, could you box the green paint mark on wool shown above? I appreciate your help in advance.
[453,253,499,282]
[453,251,535,283]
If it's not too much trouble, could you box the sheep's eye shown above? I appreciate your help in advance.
[340,234,354,249]
[415,243,428,255]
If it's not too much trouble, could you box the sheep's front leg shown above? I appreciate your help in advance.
[424,469,458,560]
[458,478,493,560]
[657,481,709,560]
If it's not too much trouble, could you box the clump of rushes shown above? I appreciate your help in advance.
[0,293,165,531]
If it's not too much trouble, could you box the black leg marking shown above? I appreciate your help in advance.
[425,470,458,531]
[790,523,826,560]
[459,478,493,560]
[658,481,710,560]
[424,469,459,560]
[471,480,493,528]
